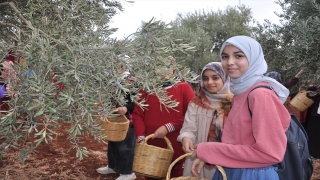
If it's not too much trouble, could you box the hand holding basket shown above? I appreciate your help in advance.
[133,134,174,178]
[166,153,227,180]
[99,109,130,142]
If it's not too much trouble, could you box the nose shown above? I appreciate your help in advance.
[208,78,214,84]
[226,57,235,66]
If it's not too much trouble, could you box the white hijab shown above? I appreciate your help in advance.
[220,36,289,103]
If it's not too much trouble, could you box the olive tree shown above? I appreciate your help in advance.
[170,5,254,73]
[254,0,320,90]
[0,0,195,162]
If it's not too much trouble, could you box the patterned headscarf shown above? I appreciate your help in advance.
[192,62,233,142]
[200,62,231,98]
[220,36,289,103]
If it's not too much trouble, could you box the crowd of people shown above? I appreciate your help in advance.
[2,35,319,180]
[95,36,319,180]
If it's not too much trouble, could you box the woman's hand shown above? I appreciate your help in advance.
[153,125,168,138]
[295,69,304,78]
[116,106,127,115]
[191,157,205,177]
[182,137,194,153]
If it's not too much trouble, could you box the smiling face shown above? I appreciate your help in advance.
[221,45,249,79]
[202,69,224,94]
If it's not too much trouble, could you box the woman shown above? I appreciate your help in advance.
[191,36,291,180]
[132,56,195,179]
[177,62,233,179]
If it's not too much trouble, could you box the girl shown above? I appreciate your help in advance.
[132,56,195,179]
[191,36,291,180]
[177,62,233,179]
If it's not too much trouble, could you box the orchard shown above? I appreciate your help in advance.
[0,0,319,179]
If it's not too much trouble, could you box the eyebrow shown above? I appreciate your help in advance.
[203,74,219,77]
[221,51,244,55]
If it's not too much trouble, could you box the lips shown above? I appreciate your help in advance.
[227,68,237,72]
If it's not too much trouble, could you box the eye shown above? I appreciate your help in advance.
[212,76,221,81]
[221,55,228,59]
[203,77,208,81]
[236,54,245,58]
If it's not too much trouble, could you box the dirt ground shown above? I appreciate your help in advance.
[0,104,319,180]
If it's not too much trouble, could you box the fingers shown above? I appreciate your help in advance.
[189,142,195,151]
[182,146,188,153]
[296,69,304,77]
[152,131,163,139]
[182,145,191,153]
[153,126,168,139]
[196,161,205,175]
[153,133,164,139]
[152,132,158,139]
[182,144,194,153]
[191,158,200,177]
[182,137,194,153]
[190,150,197,158]
[116,107,127,115]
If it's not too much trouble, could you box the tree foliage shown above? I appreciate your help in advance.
[170,5,254,73]
[0,0,195,161]
[254,0,320,90]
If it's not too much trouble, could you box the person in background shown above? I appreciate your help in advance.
[266,69,305,119]
[191,36,290,180]
[265,69,304,89]
[305,85,320,159]
[0,50,20,112]
[96,67,137,180]
[177,62,233,179]
[132,56,195,180]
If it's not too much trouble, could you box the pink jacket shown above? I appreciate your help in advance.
[196,82,291,168]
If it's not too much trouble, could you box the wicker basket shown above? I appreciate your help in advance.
[166,153,227,180]
[133,134,174,178]
[99,109,130,142]
[289,91,314,111]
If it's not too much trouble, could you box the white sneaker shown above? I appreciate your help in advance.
[116,173,136,180]
[96,165,116,174]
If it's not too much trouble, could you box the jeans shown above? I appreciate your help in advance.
[213,166,279,180]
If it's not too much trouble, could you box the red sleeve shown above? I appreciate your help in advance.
[170,82,195,131]
[132,90,146,137]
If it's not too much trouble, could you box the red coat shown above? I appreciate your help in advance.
[132,81,195,178]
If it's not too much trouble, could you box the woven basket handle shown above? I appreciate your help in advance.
[109,109,119,115]
[103,109,127,122]
[143,134,174,152]
[165,153,227,180]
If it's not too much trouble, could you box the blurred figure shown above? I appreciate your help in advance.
[132,56,195,179]
[266,69,304,116]
[96,66,137,180]
[305,85,320,159]
[265,69,304,89]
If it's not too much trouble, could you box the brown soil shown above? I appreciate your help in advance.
[0,122,122,180]
[0,104,319,180]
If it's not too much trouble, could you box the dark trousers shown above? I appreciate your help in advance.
[306,115,320,158]
[108,127,136,174]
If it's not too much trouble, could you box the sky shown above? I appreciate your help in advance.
[109,0,283,39]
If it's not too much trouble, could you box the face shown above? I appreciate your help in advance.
[202,70,224,94]
[221,45,249,79]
